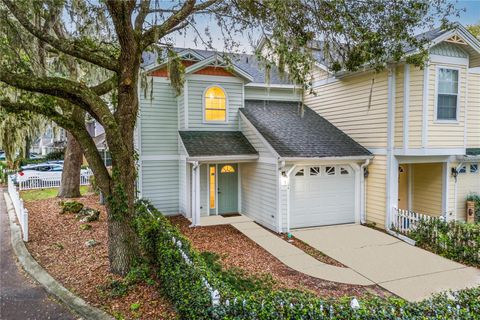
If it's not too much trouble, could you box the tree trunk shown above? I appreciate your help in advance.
[24,136,30,159]
[57,131,83,198]
[105,149,139,276]
[58,108,85,198]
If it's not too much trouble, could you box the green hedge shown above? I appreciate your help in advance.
[135,200,480,319]
[409,218,480,267]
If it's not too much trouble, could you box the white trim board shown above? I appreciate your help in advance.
[422,63,429,148]
[403,64,410,151]
[186,74,245,84]
[430,55,469,66]
[394,148,466,156]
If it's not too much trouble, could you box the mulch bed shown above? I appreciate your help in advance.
[25,193,177,320]
[169,216,391,299]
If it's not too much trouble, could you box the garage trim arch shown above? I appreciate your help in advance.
[279,158,370,232]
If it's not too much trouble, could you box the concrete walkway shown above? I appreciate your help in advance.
[293,224,480,302]
[230,221,373,286]
[0,188,76,320]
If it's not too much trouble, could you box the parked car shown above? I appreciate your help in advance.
[0,152,5,161]
[16,163,91,187]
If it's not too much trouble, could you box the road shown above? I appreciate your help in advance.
[0,188,76,320]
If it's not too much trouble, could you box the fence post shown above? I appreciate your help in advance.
[23,208,29,242]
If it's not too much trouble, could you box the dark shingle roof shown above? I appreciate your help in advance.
[142,48,292,85]
[240,100,371,158]
[179,131,258,157]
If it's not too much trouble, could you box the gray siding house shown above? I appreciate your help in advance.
[137,48,372,233]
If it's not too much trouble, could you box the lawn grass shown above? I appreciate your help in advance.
[20,186,89,202]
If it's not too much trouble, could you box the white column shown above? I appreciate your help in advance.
[385,66,397,229]
[195,164,201,225]
[190,162,201,227]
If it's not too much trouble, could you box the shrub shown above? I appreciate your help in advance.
[59,200,84,214]
[409,218,480,267]
[44,150,64,161]
[135,200,480,320]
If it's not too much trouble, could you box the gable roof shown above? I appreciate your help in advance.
[240,100,372,159]
[142,48,293,85]
[179,131,258,157]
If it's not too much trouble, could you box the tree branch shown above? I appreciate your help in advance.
[0,69,114,127]
[90,76,118,96]
[141,0,197,49]
[0,99,111,192]
[2,0,119,72]
[135,0,151,31]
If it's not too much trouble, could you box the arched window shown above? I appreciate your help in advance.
[220,165,235,173]
[204,86,227,122]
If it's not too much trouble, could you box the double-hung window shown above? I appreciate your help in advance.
[436,68,459,121]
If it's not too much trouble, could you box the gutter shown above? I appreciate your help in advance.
[279,155,374,162]
[187,154,259,162]
[188,161,200,227]
[359,159,370,224]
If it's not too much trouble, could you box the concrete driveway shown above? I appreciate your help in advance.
[292,224,480,302]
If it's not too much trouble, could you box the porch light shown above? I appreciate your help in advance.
[363,168,369,178]
[451,167,458,181]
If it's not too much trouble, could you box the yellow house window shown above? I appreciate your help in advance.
[220,165,235,173]
[209,165,216,209]
[205,86,226,122]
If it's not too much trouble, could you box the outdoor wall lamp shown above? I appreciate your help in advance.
[364,168,369,178]
[451,167,458,182]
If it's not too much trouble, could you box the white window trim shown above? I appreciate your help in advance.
[434,65,461,123]
[202,84,229,124]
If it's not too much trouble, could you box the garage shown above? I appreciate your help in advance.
[290,165,356,228]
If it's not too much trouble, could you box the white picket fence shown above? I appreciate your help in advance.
[7,175,29,241]
[391,207,445,234]
[18,171,93,190]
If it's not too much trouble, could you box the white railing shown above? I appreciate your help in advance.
[8,175,29,242]
[391,207,445,234]
[18,171,93,190]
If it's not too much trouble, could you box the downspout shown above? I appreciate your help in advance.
[284,164,297,233]
[360,159,370,224]
[453,162,464,221]
[189,161,200,227]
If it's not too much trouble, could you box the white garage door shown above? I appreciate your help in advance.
[290,165,355,229]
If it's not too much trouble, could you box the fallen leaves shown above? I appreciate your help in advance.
[169,215,390,299]
[25,193,177,320]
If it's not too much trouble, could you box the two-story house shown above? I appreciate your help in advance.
[137,23,480,233]
[299,24,480,228]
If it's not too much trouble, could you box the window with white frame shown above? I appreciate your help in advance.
[204,86,227,122]
[436,68,459,121]
[310,167,320,176]
[295,168,304,176]
[459,165,466,174]
[470,164,478,174]
[325,166,335,175]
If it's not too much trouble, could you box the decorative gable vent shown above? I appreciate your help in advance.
[445,34,467,45]
[209,58,229,67]
[182,53,200,61]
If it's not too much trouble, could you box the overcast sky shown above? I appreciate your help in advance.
[169,0,480,53]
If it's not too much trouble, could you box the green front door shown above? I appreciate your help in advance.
[217,164,238,214]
